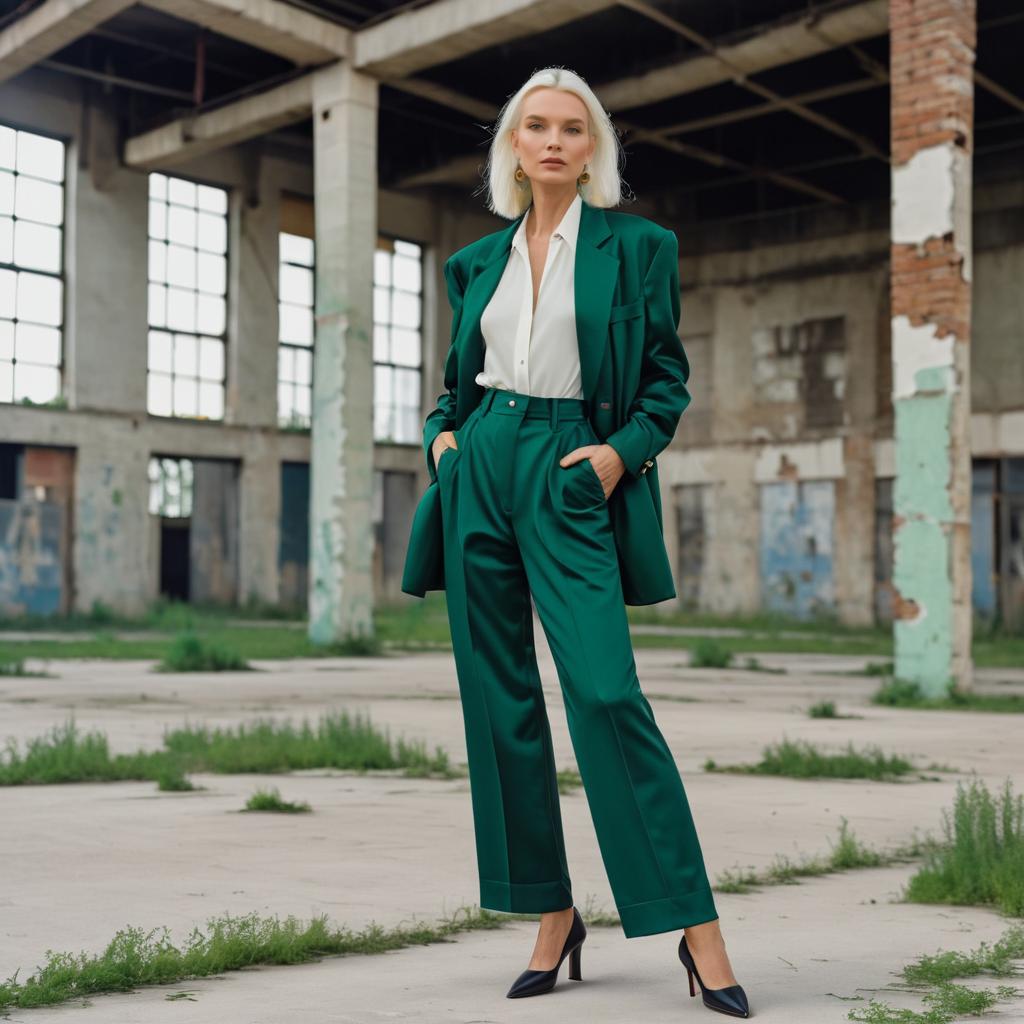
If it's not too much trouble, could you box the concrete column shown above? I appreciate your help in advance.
[226,153,279,428]
[73,425,150,614]
[66,102,148,414]
[307,63,378,643]
[889,0,975,693]
[238,438,281,605]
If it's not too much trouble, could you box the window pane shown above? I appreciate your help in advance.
[0,269,15,318]
[373,324,389,362]
[148,200,166,241]
[148,371,172,416]
[166,287,196,332]
[14,220,61,273]
[198,380,223,419]
[0,171,13,215]
[280,264,313,306]
[293,347,312,385]
[165,243,196,289]
[0,359,11,402]
[198,336,223,380]
[391,289,420,329]
[393,238,421,258]
[148,240,167,283]
[280,232,313,266]
[196,293,225,335]
[17,131,64,183]
[167,177,197,207]
[173,333,197,376]
[196,184,227,214]
[149,173,167,200]
[392,254,421,293]
[167,205,196,247]
[17,271,62,326]
[0,319,13,359]
[279,302,312,346]
[196,252,226,295]
[173,374,197,416]
[390,328,420,368]
[148,330,172,373]
[15,175,62,225]
[148,283,167,328]
[373,286,389,324]
[197,212,226,253]
[373,249,390,287]
[278,346,293,383]
[395,366,420,406]
[0,215,11,263]
[14,362,60,402]
[15,322,60,364]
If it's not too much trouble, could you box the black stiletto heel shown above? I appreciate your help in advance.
[506,905,586,998]
[678,933,751,1018]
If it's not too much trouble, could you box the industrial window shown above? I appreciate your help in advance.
[146,173,228,420]
[277,231,314,428]
[373,238,422,444]
[0,124,65,405]
[148,456,193,518]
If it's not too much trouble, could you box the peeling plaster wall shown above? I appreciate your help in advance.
[887,0,976,690]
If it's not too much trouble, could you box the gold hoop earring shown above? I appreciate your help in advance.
[577,164,590,185]
[514,161,526,182]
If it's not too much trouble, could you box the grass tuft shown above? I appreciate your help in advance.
[704,738,917,781]
[904,777,1024,916]
[157,632,252,672]
[689,638,733,669]
[872,678,1024,713]
[244,787,311,813]
[0,902,626,1013]
[714,818,919,893]
[901,924,1024,985]
[0,711,456,785]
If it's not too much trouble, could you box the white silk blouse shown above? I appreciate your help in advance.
[475,192,583,398]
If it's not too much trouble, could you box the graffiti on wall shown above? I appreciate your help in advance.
[0,499,64,615]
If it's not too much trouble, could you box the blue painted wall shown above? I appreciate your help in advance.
[760,480,836,619]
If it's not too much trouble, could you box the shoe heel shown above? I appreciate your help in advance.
[685,966,696,997]
[568,943,582,981]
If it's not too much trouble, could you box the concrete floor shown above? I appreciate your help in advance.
[2,634,1023,1022]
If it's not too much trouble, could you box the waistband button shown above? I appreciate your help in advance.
[508,399,516,406]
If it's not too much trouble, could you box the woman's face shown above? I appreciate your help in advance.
[511,87,596,188]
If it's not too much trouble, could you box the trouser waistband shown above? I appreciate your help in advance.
[479,386,588,427]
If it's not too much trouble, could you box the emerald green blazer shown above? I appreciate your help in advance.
[401,197,691,605]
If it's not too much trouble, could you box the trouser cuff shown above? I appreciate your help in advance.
[480,878,573,914]
[617,887,719,937]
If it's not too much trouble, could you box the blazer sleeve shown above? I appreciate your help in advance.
[422,253,466,483]
[604,228,691,479]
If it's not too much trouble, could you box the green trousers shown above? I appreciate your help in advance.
[436,385,718,938]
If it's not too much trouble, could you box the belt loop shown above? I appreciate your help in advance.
[550,399,559,431]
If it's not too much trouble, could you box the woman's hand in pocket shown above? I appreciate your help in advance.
[558,443,624,499]
[432,430,458,469]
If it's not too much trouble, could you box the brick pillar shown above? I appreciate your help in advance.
[889,0,975,693]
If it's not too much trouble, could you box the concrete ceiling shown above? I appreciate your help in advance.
[1,0,1022,229]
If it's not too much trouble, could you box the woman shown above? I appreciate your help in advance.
[414,67,750,1018]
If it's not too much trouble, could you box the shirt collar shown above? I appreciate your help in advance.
[511,192,583,257]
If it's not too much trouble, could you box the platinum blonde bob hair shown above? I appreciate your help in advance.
[482,67,626,219]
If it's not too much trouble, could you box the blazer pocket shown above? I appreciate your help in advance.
[608,296,644,323]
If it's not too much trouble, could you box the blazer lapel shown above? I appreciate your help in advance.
[456,198,619,403]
